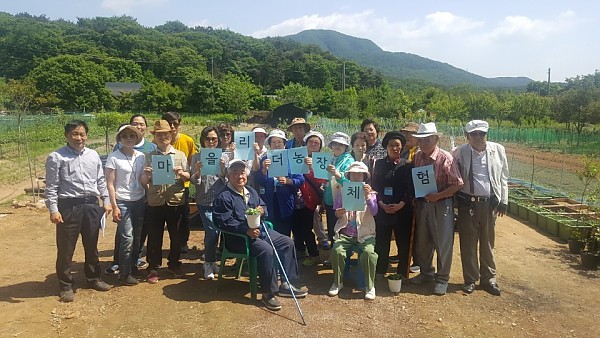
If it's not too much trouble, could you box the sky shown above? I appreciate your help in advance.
[2,0,598,82]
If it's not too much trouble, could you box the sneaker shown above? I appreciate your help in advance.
[168,266,185,278]
[88,280,112,291]
[105,264,120,275]
[119,275,139,286]
[364,287,376,300]
[278,282,308,298]
[328,283,343,297]
[136,259,149,270]
[261,293,282,311]
[296,249,309,259]
[203,263,215,280]
[319,240,331,250]
[409,274,435,284]
[389,255,400,263]
[410,264,421,273]
[60,289,75,302]
[146,270,159,284]
[302,256,320,267]
[211,262,220,274]
[433,282,448,296]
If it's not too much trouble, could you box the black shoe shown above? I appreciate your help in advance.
[119,275,139,286]
[278,282,308,298]
[60,289,75,302]
[462,283,476,294]
[482,282,501,296]
[261,293,282,311]
[389,255,400,263]
[180,244,189,254]
[88,280,112,291]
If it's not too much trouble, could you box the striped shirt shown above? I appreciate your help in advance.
[413,146,463,192]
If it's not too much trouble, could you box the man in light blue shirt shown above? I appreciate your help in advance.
[45,120,113,302]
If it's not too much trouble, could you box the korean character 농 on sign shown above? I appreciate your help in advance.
[292,150,304,164]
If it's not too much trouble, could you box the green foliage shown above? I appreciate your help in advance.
[218,74,261,120]
[245,208,261,215]
[95,112,129,154]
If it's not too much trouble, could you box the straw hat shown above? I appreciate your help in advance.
[413,122,442,138]
[287,117,311,133]
[116,124,143,144]
[149,120,172,134]
[400,122,420,133]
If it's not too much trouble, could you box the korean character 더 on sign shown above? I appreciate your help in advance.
[267,149,289,177]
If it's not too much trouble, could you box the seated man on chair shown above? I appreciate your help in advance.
[213,159,307,311]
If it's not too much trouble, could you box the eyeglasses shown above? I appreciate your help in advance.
[121,133,137,139]
[205,137,218,142]
[469,131,487,137]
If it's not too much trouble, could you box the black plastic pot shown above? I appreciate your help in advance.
[568,239,585,254]
[580,251,599,270]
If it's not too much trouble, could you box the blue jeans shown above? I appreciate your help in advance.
[199,206,219,263]
[116,199,145,277]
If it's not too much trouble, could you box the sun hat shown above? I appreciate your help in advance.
[413,122,442,138]
[149,120,172,134]
[344,161,371,180]
[382,130,406,148]
[303,130,325,148]
[400,122,420,133]
[116,124,143,144]
[265,129,287,144]
[465,120,489,134]
[252,126,267,135]
[328,132,350,148]
[287,117,311,133]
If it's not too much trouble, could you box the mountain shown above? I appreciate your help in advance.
[285,29,532,88]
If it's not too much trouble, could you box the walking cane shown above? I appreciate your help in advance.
[405,201,417,278]
[260,221,307,325]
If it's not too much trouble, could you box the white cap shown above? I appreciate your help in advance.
[226,159,250,175]
[265,129,287,144]
[252,127,267,135]
[465,120,489,133]
[328,132,350,147]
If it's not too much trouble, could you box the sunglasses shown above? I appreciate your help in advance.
[469,131,487,137]
[121,133,138,139]
[168,121,180,127]
[205,137,218,142]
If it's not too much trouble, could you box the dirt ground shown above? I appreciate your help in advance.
[0,202,599,338]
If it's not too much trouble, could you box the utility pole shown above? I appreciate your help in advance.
[546,68,551,96]
[342,61,346,91]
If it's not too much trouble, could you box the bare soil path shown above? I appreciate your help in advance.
[0,205,598,337]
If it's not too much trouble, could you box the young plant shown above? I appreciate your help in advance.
[245,207,261,216]
[386,273,403,280]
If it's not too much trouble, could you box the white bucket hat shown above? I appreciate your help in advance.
[303,130,325,148]
[328,132,350,148]
[265,129,287,144]
[413,122,442,138]
[344,161,371,180]
[252,126,267,135]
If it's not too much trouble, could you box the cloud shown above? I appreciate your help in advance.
[101,0,168,14]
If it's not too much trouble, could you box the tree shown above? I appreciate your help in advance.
[135,80,184,113]
[274,82,314,110]
[95,112,128,154]
[554,87,600,137]
[28,55,113,111]
[218,74,261,120]
[4,77,39,156]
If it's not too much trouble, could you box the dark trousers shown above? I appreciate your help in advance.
[375,210,413,277]
[324,204,336,242]
[146,204,183,270]
[178,188,190,246]
[227,227,299,294]
[56,199,103,291]
[292,207,319,257]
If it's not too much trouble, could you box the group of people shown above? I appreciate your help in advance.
[45,113,509,311]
